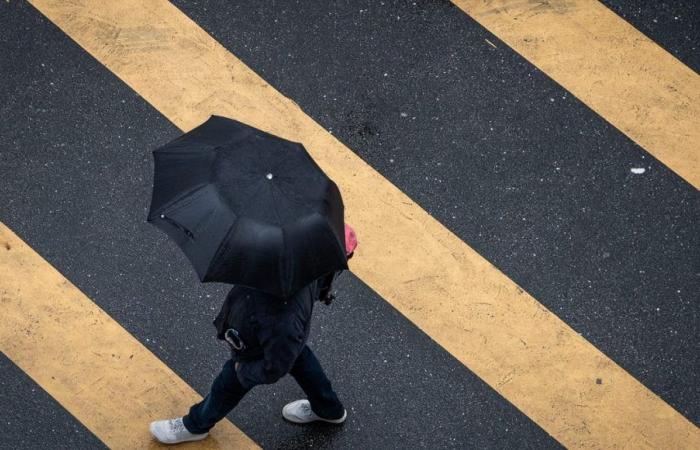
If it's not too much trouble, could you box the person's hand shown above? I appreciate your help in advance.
[235,362,240,371]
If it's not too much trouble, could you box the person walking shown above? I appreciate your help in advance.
[149,224,358,445]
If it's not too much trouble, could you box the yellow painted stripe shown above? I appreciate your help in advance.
[0,224,259,449]
[25,0,700,448]
[452,0,700,188]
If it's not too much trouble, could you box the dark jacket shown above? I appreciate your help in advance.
[214,276,333,389]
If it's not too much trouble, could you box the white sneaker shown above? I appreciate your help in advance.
[282,400,347,424]
[149,417,209,444]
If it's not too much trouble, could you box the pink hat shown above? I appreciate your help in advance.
[344,224,358,256]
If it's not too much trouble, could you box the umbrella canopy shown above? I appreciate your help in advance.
[147,115,348,299]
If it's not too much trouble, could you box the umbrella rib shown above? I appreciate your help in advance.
[149,182,209,219]
[268,174,324,183]
[154,148,214,156]
[315,212,347,263]
[235,179,271,218]
[203,216,240,281]
[269,180,317,212]
[266,181,284,226]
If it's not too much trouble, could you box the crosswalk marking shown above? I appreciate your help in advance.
[452,0,700,188]
[21,0,700,448]
[0,223,259,449]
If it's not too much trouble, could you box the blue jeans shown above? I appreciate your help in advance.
[183,345,344,434]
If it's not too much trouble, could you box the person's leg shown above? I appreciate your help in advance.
[289,346,345,420]
[183,359,251,434]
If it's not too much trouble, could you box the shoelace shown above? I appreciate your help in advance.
[170,419,187,434]
[300,402,312,415]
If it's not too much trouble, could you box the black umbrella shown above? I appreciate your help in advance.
[147,115,348,299]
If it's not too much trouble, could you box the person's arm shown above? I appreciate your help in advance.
[235,316,305,389]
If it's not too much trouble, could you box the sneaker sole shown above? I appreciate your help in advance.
[321,409,347,424]
[149,423,209,444]
[283,409,347,425]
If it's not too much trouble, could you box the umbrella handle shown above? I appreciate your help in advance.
[224,328,246,351]
[322,293,336,306]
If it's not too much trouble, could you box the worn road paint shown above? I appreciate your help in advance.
[24,0,700,448]
[0,223,259,450]
[453,0,700,188]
